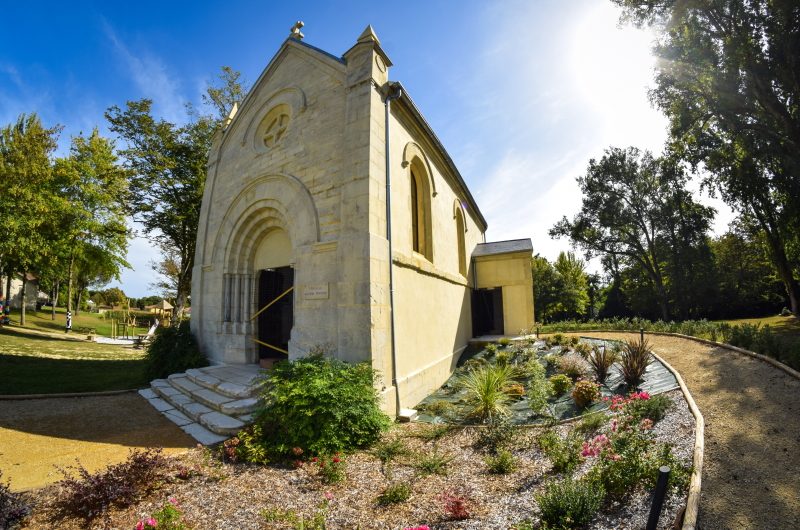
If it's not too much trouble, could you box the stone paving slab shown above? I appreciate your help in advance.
[163,408,193,427]
[170,376,204,394]
[181,401,214,420]
[146,396,173,412]
[192,387,234,408]
[180,422,227,445]
[200,411,245,434]
[220,397,259,415]
[216,381,255,399]
[138,388,157,399]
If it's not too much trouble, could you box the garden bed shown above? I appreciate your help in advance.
[18,390,693,529]
[415,337,678,424]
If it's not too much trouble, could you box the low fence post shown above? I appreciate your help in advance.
[646,465,671,530]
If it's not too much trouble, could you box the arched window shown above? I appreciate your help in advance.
[455,207,467,276]
[409,165,433,260]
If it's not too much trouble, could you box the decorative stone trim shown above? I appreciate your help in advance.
[392,250,468,286]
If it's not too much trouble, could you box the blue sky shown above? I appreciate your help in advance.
[1,0,733,298]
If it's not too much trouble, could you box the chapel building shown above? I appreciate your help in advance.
[191,24,535,414]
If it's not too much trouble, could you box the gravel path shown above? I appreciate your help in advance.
[576,332,800,530]
[0,393,196,491]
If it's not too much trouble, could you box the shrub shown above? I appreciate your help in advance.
[476,419,517,451]
[545,333,566,348]
[535,477,604,529]
[414,424,452,443]
[414,450,453,475]
[418,400,456,419]
[372,438,409,465]
[0,471,29,529]
[625,393,672,423]
[231,424,271,464]
[439,490,471,520]
[588,344,618,383]
[574,413,605,436]
[377,483,411,506]
[254,354,391,456]
[145,321,208,379]
[557,354,591,381]
[571,380,600,409]
[573,341,592,358]
[495,350,512,365]
[311,454,345,484]
[137,499,188,530]
[459,363,518,423]
[484,343,499,355]
[549,374,572,396]
[485,448,516,474]
[55,449,168,522]
[498,337,512,346]
[527,359,553,414]
[537,431,583,474]
[620,337,652,387]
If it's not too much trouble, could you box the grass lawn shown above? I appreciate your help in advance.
[719,314,800,338]
[7,306,153,337]
[0,326,149,394]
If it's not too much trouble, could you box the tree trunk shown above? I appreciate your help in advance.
[752,206,800,315]
[20,275,27,326]
[51,279,59,320]
[4,273,11,307]
[66,254,74,313]
[75,287,83,316]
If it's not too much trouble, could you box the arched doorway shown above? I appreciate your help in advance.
[253,229,294,361]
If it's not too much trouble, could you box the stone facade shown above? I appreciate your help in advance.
[191,26,534,414]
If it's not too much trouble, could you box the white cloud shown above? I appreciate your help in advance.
[101,19,186,123]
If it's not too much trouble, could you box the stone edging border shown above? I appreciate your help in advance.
[0,389,137,400]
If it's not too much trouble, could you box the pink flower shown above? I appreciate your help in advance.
[324,491,334,501]
[135,522,145,530]
[640,418,654,430]
[611,419,618,432]
[146,517,157,527]
[332,456,341,463]
[168,497,178,506]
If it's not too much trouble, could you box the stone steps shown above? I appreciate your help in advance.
[139,364,263,445]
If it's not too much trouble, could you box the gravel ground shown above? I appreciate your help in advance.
[0,393,195,491]
[20,389,693,530]
[575,332,800,530]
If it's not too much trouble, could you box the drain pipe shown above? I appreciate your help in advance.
[384,82,403,416]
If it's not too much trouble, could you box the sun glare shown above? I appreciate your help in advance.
[568,3,664,150]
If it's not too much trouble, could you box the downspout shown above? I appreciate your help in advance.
[384,82,403,416]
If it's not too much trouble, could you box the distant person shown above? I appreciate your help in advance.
[65,310,72,333]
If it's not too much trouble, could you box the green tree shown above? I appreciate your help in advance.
[550,147,714,320]
[613,0,800,314]
[532,255,560,322]
[710,223,785,317]
[53,129,130,314]
[552,251,590,319]
[0,113,61,325]
[106,67,245,321]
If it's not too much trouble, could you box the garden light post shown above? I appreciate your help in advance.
[640,327,644,343]
[646,465,671,530]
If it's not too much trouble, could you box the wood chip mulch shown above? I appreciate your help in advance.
[19,388,693,530]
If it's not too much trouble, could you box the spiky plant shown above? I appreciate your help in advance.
[458,363,518,423]
[588,344,618,383]
[620,337,652,387]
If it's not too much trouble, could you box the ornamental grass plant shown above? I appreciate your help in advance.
[620,337,653,387]
[458,363,519,423]
[588,344,618,383]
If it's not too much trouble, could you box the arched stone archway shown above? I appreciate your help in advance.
[196,173,319,364]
